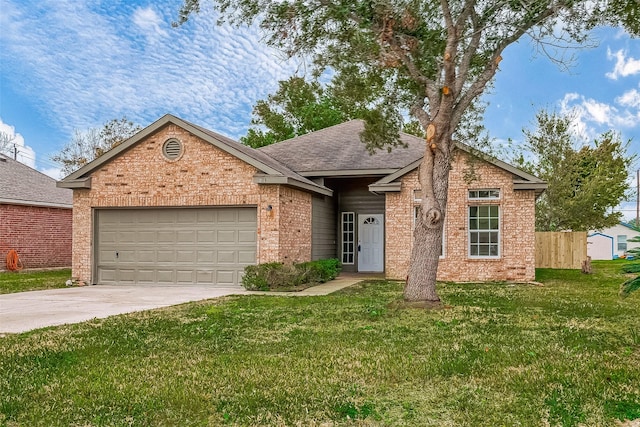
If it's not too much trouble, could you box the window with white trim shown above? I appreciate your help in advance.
[468,189,500,200]
[469,205,500,257]
[341,212,355,264]
[618,235,627,252]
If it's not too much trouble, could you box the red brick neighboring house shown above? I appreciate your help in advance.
[0,153,72,270]
[58,115,546,286]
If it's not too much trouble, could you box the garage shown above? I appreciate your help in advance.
[95,207,257,285]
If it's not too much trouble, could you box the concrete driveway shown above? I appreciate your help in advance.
[0,285,248,334]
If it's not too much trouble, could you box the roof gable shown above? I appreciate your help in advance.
[369,142,547,195]
[58,114,331,196]
[0,154,72,208]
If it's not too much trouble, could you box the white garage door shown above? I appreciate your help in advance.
[95,207,257,285]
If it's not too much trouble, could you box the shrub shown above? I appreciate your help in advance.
[241,258,342,291]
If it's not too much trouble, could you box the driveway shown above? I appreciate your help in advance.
[0,285,247,334]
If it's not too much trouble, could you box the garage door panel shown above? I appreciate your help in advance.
[197,230,216,243]
[196,250,214,263]
[99,268,116,284]
[156,251,175,263]
[238,230,256,243]
[217,230,236,243]
[157,270,175,283]
[138,231,156,244]
[137,270,156,283]
[119,269,136,283]
[157,231,175,243]
[176,270,195,283]
[177,230,196,244]
[176,250,195,263]
[177,210,198,223]
[118,232,137,243]
[216,270,235,285]
[138,251,156,263]
[217,251,236,264]
[217,210,236,222]
[196,270,213,282]
[96,207,256,285]
[99,250,117,263]
[238,209,257,223]
[100,231,117,244]
[238,250,256,264]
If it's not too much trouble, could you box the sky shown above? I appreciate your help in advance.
[1,0,639,221]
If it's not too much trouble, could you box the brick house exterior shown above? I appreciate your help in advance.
[59,115,545,285]
[0,154,72,270]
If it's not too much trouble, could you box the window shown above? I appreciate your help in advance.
[468,189,500,200]
[341,212,355,264]
[469,205,500,257]
[618,235,627,252]
[414,206,445,257]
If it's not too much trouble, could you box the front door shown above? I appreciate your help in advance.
[358,214,384,272]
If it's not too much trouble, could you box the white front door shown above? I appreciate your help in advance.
[358,214,384,272]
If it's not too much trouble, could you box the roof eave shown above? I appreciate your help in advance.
[368,182,402,194]
[298,168,399,178]
[253,174,333,197]
[0,198,73,209]
[57,177,92,189]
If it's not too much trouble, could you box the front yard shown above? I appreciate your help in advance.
[0,269,71,294]
[1,261,639,426]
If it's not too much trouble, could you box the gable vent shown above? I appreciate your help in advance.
[162,139,183,160]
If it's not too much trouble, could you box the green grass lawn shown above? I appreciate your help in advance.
[0,269,71,294]
[1,261,639,426]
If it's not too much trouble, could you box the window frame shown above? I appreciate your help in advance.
[618,235,628,252]
[468,189,501,200]
[468,204,501,259]
[341,212,355,265]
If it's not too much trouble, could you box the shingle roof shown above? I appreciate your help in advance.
[258,120,426,175]
[0,153,72,208]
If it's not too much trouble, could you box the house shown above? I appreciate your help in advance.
[0,153,72,270]
[588,222,640,260]
[58,114,546,286]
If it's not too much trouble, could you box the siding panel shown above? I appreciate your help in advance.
[311,195,336,260]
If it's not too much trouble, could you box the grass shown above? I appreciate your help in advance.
[0,269,71,294]
[0,261,639,426]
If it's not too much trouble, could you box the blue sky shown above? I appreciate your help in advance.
[1,0,639,220]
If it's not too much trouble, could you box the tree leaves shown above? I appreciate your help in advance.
[518,110,635,232]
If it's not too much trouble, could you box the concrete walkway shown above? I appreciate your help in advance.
[0,276,366,334]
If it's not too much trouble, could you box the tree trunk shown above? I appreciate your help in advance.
[404,134,451,302]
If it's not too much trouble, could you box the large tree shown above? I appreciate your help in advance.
[53,117,141,175]
[243,74,427,147]
[515,110,634,231]
[176,0,638,302]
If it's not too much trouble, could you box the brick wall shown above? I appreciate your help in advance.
[385,150,537,282]
[278,186,312,263]
[0,204,72,270]
[71,124,312,283]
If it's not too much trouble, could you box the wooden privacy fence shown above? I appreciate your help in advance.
[535,232,587,269]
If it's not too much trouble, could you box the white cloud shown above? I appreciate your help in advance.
[616,88,640,108]
[0,0,298,140]
[606,48,640,80]
[132,6,168,42]
[560,91,640,141]
[0,118,36,168]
